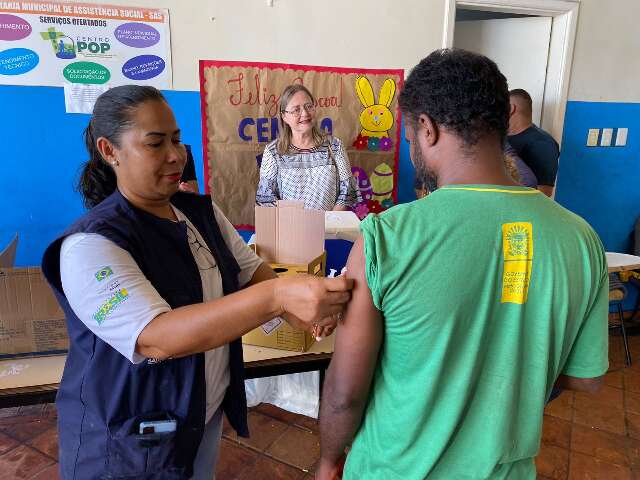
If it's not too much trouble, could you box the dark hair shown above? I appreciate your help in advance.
[399,48,510,146]
[78,85,166,208]
[509,88,533,116]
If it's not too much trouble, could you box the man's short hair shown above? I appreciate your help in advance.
[399,48,509,146]
[509,88,533,116]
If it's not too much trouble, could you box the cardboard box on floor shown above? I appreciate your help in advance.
[243,202,326,352]
[0,268,68,357]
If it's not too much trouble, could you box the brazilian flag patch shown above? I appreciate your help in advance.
[95,266,113,282]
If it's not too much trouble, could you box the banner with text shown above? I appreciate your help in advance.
[0,1,171,88]
[200,60,403,227]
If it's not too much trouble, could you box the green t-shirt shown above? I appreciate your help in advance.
[344,185,609,480]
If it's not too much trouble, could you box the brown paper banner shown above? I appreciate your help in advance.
[199,61,404,227]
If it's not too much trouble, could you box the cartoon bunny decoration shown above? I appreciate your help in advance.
[355,76,396,138]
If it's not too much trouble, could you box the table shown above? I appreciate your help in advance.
[606,251,640,327]
[607,252,640,273]
[0,336,335,409]
[242,335,333,380]
[5,252,639,410]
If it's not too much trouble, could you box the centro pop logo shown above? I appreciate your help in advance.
[40,27,111,59]
[40,27,76,59]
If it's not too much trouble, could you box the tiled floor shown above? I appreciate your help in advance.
[1,334,640,479]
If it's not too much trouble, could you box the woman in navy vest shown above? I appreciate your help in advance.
[41,85,352,480]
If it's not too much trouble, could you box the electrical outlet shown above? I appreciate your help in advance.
[600,128,613,147]
[587,129,599,147]
[615,128,628,146]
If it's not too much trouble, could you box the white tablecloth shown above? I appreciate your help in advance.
[606,252,640,272]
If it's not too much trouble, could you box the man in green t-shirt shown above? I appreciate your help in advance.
[317,49,608,480]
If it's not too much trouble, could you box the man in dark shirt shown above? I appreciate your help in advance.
[179,144,200,193]
[508,89,559,197]
[504,140,538,189]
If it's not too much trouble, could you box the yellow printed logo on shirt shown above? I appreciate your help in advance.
[501,222,533,304]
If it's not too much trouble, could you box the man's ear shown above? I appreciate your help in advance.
[509,102,517,117]
[417,113,439,147]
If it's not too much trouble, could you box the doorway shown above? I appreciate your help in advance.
[442,0,580,144]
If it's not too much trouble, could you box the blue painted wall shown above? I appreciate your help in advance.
[3,88,638,318]
[555,101,640,313]
[0,85,417,267]
[556,101,640,254]
[2,85,86,268]
[397,119,416,205]
[0,86,205,266]
[5,87,637,284]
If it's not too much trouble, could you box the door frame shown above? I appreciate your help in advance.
[443,0,580,144]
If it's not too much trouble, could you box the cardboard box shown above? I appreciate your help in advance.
[242,250,326,352]
[0,234,18,268]
[245,203,327,353]
[255,201,325,264]
[0,268,68,358]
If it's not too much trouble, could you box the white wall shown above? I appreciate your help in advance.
[68,0,640,101]
[79,0,447,91]
[568,0,640,102]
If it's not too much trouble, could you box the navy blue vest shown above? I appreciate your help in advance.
[42,190,249,479]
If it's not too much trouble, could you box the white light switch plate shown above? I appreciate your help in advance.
[615,128,628,146]
[587,129,599,147]
[600,128,613,146]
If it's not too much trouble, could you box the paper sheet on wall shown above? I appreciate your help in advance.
[0,1,172,89]
[63,82,109,113]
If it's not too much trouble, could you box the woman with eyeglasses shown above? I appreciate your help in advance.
[41,85,352,480]
[256,84,360,211]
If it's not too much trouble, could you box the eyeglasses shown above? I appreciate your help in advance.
[282,103,316,118]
